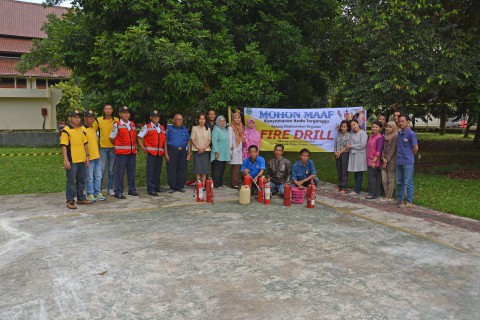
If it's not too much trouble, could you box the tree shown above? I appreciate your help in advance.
[53,79,84,123]
[333,0,479,142]
[17,0,284,121]
[18,0,339,121]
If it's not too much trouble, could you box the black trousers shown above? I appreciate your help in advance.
[335,152,349,190]
[212,160,227,187]
[167,146,187,190]
[146,153,163,193]
[367,166,382,198]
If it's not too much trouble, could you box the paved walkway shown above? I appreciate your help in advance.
[1,182,479,319]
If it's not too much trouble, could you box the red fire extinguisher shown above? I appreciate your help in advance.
[257,176,265,203]
[306,179,316,208]
[264,179,271,205]
[195,180,204,202]
[205,176,214,204]
[243,174,252,189]
[283,182,292,206]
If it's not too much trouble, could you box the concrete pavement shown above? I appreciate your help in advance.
[1,182,479,319]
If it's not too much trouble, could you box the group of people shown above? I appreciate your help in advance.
[334,110,419,208]
[60,106,270,209]
[60,104,417,210]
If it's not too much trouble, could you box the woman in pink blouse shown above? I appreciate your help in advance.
[365,121,384,199]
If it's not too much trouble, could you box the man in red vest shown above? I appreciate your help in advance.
[109,106,139,199]
[137,110,167,196]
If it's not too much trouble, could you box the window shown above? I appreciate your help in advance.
[0,77,15,88]
[49,79,62,87]
[16,78,27,89]
[36,78,47,89]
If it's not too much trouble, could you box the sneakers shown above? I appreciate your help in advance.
[87,194,96,202]
[167,189,175,193]
[108,189,115,196]
[348,191,359,196]
[66,200,77,209]
[96,193,106,201]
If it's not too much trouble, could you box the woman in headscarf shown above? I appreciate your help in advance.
[243,118,261,159]
[228,112,244,188]
[380,121,398,201]
[210,115,231,188]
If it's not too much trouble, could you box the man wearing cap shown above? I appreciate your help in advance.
[137,110,167,196]
[109,106,139,199]
[165,113,190,193]
[82,110,106,202]
[60,109,92,209]
[93,104,119,196]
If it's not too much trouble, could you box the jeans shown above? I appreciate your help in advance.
[114,154,137,196]
[66,162,87,202]
[396,164,414,203]
[86,158,102,196]
[100,148,115,191]
[270,182,285,196]
[353,171,363,193]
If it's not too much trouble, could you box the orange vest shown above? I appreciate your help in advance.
[114,120,137,155]
[144,123,166,156]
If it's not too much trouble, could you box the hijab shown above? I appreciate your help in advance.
[215,115,227,131]
[384,121,398,142]
[230,112,244,145]
[244,118,261,149]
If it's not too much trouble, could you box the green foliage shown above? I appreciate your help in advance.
[52,80,84,123]
[20,0,338,119]
[333,0,480,128]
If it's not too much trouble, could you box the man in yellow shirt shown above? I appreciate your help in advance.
[82,110,106,202]
[93,104,119,196]
[60,110,92,209]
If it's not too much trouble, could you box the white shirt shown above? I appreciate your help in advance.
[109,119,132,139]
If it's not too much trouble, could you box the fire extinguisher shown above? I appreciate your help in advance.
[283,182,292,206]
[257,176,265,203]
[243,174,252,189]
[205,176,214,204]
[264,179,271,205]
[306,179,316,208]
[195,179,204,202]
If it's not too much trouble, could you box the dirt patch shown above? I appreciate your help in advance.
[419,139,478,152]
[448,169,480,180]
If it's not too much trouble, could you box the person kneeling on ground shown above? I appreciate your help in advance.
[267,144,292,197]
[241,145,266,195]
[291,148,319,189]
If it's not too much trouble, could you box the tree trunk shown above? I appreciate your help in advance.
[474,112,480,145]
[439,105,447,135]
[463,115,470,138]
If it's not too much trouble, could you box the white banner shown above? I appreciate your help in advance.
[244,107,366,152]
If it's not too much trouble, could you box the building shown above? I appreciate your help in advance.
[0,0,70,131]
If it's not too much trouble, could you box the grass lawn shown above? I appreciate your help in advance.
[1,132,479,219]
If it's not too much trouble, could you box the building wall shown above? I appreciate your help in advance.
[0,87,61,130]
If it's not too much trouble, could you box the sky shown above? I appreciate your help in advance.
[17,0,72,7]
